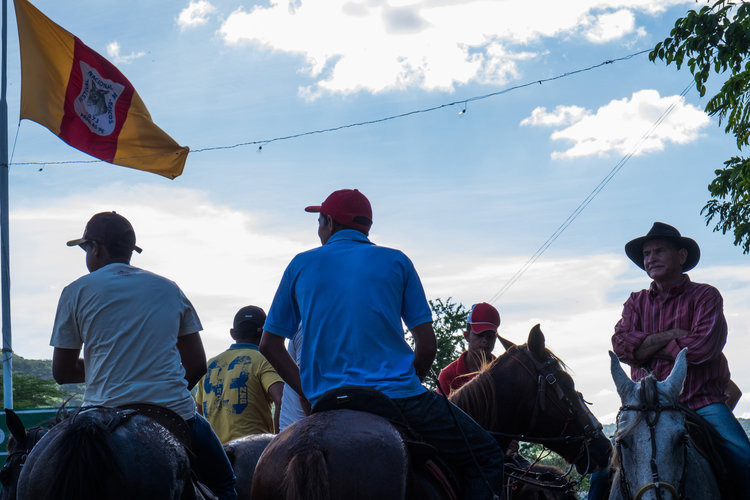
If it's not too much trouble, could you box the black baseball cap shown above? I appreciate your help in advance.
[67,211,142,254]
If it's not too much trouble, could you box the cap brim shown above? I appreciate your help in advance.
[67,238,87,247]
[66,238,143,254]
[469,324,498,334]
[304,205,322,213]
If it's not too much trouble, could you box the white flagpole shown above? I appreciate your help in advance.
[1,0,14,410]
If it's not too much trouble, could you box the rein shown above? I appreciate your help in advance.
[488,346,604,492]
[615,403,688,500]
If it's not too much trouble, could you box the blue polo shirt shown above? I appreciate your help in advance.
[264,230,433,404]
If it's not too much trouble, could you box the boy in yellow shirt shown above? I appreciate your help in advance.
[196,306,284,442]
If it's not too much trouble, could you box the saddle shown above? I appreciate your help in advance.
[683,407,739,500]
[113,405,216,500]
[311,386,460,500]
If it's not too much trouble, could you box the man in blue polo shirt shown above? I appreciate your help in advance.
[259,189,503,500]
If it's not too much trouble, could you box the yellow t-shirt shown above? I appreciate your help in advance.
[195,344,283,442]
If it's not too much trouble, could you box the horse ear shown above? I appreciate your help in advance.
[5,409,28,445]
[662,348,688,399]
[528,324,546,359]
[497,335,515,351]
[610,351,634,400]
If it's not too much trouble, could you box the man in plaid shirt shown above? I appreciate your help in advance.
[612,222,750,493]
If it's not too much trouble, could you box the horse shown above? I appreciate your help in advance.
[250,324,611,499]
[224,433,275,499]
[1,406,202,500]
[0,409,57,500]
[608,349,729,500]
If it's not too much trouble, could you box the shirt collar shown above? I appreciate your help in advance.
[230,342,259,351]
[649,274,691,298]
[325,229,372,245]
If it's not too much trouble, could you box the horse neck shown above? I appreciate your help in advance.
[449,349,534,431]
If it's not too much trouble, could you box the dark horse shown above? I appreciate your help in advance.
[1,406,200,500]
[251,324,611,499]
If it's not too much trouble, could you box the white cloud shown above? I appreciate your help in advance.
[521,105,589,127]
[216,0,691,97]
[177,0,217,29]
[521,89,710,159]
[583,9,638,43]
[9,184,309,361]
[11,182,750,424]
[105,42,145,65]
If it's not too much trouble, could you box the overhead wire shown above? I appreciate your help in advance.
[487,80,696,304]
[8,49,651,167]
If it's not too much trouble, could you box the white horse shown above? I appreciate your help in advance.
[608,349,725,500]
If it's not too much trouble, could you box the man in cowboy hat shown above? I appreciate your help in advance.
[611,221,750,493]
[260,189,503,499]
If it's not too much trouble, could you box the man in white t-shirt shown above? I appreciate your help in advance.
[51,211,236,500]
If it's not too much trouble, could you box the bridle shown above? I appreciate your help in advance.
[615,401,688,500]
[490,345,605,492]
[0,427,49,500]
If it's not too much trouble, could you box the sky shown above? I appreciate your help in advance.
[2,0,749,424]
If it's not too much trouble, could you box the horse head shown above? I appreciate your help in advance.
[452,324,612,475]
[0,409,50,500]
[610,349,697,500]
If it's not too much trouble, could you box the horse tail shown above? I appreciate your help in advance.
[47,416,124,500]
[283,447,330,500]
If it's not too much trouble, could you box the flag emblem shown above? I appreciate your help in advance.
[73,61,125,136]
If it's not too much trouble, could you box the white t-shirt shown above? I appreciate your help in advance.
[50,263,202,419]
[279,326,306,431]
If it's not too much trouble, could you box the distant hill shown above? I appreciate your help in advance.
[2,354,84,406]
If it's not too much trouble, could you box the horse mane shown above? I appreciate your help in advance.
[448,355,500,428]
[47,411,125,500]
[448,343,570,430]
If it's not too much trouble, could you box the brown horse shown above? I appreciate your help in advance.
[250,324,611,499]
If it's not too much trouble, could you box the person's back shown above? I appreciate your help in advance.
[57,264,196,417]
[261,189,503,500]
[283,233,428,402]
[51,211,237,500]
[196,306,283,441]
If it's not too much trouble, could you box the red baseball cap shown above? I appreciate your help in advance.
[467,303,500,334]
[305,189,373,234]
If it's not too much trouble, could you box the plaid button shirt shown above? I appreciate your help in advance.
[612,275,730,410]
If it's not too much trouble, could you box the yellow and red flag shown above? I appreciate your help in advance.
[13,0,189,179]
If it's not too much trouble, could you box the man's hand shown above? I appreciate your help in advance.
[177,332,208,390]
[634,329,689,363]
[410,322,437,381]
[260,330,308,410]
[52,347,85,384]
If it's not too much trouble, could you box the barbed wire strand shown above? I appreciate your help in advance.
[487,81,696,304]
[9,49,651,167]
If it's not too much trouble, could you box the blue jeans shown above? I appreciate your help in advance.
[187,414,237,500]
[392,391,503,500]
[696,403,750,492]
[587,468,609,500]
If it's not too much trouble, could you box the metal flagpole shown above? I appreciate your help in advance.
[1,0,13,410]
